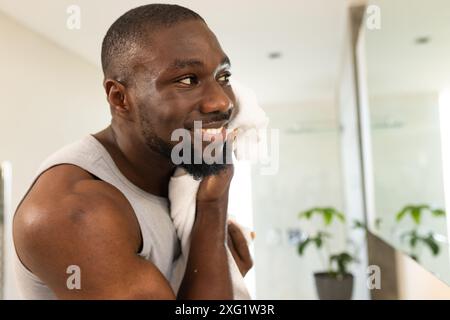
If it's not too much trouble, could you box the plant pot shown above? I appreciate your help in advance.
[314,272,354,300]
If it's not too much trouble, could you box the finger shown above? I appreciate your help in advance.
[227,232,238,258]
[227,228,247,276]
[228,221,251,261]
[228,217,254,243]
[196,165,234,202]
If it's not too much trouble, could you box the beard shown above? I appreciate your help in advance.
[139,113,230,180]
[178,141,232,180]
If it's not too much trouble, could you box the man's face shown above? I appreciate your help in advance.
[129,20,236,177]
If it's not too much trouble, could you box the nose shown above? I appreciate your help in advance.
[199,81,233,114]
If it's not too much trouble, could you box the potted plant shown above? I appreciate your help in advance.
[297,207,358,300]
[395,204,445,262]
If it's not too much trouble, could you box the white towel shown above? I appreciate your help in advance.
[168,80,268,299]
[227,80,269,162]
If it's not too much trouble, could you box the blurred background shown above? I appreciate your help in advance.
[1,0,450,299]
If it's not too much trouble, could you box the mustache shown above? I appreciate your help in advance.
[187,110,232,127]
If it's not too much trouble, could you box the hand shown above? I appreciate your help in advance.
[196,165,234,203]
[196,129,237,203]
[227,220,254,277]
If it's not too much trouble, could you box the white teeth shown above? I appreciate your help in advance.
[202,127,223,135]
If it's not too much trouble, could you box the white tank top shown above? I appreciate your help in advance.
[13,135,181,299]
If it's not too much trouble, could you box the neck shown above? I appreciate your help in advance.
[93,124,175,197]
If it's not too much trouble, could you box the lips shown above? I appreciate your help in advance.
[200,120,229,129]
[188,121,229,142]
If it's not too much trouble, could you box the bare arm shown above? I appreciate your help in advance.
[177,165,234,299]
[177,164,254,299]
[13,164,245,299]
[14,167,176,299]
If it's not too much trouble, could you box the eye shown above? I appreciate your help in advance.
[177,75,198,85]
[218,72,231,84]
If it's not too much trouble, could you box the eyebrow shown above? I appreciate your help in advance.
[168,56,231,71]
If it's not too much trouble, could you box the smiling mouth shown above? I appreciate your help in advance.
[187,121,229,142]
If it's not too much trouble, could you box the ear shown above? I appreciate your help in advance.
[104,79,133,120]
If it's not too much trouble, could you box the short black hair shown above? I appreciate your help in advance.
[101,4,205,79]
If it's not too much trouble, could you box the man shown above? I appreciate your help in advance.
[13,4,253,299]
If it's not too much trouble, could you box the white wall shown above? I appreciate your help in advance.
[251,100,348,299]
[0,12,109,299]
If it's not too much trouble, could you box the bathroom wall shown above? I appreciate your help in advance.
[0,12,110,298]
[251,100,349,299]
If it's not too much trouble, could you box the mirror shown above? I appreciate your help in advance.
[361,0,450,283]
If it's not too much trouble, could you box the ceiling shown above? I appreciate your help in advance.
[0,0,351,104]
[365,0,450,96]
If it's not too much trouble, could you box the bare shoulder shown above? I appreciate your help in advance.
[13,164,141,278]
[13,164,175,299]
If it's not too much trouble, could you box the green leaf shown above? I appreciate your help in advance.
[336,211,346,222]
[396,206,409,222]
[323,209,333,226]
[341,252,353,261]
[323,207,345,225]
[411,207,421,224]
[352,220,366,230]
[410,235,418,248]
[396,205,435,224]
[297,239,311,255]
[298,209,313,220]
[329,252,355,276]
[422,234,440,256]
[315,236,323,248]
[298,207,346,226]
[432,209,446,217]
